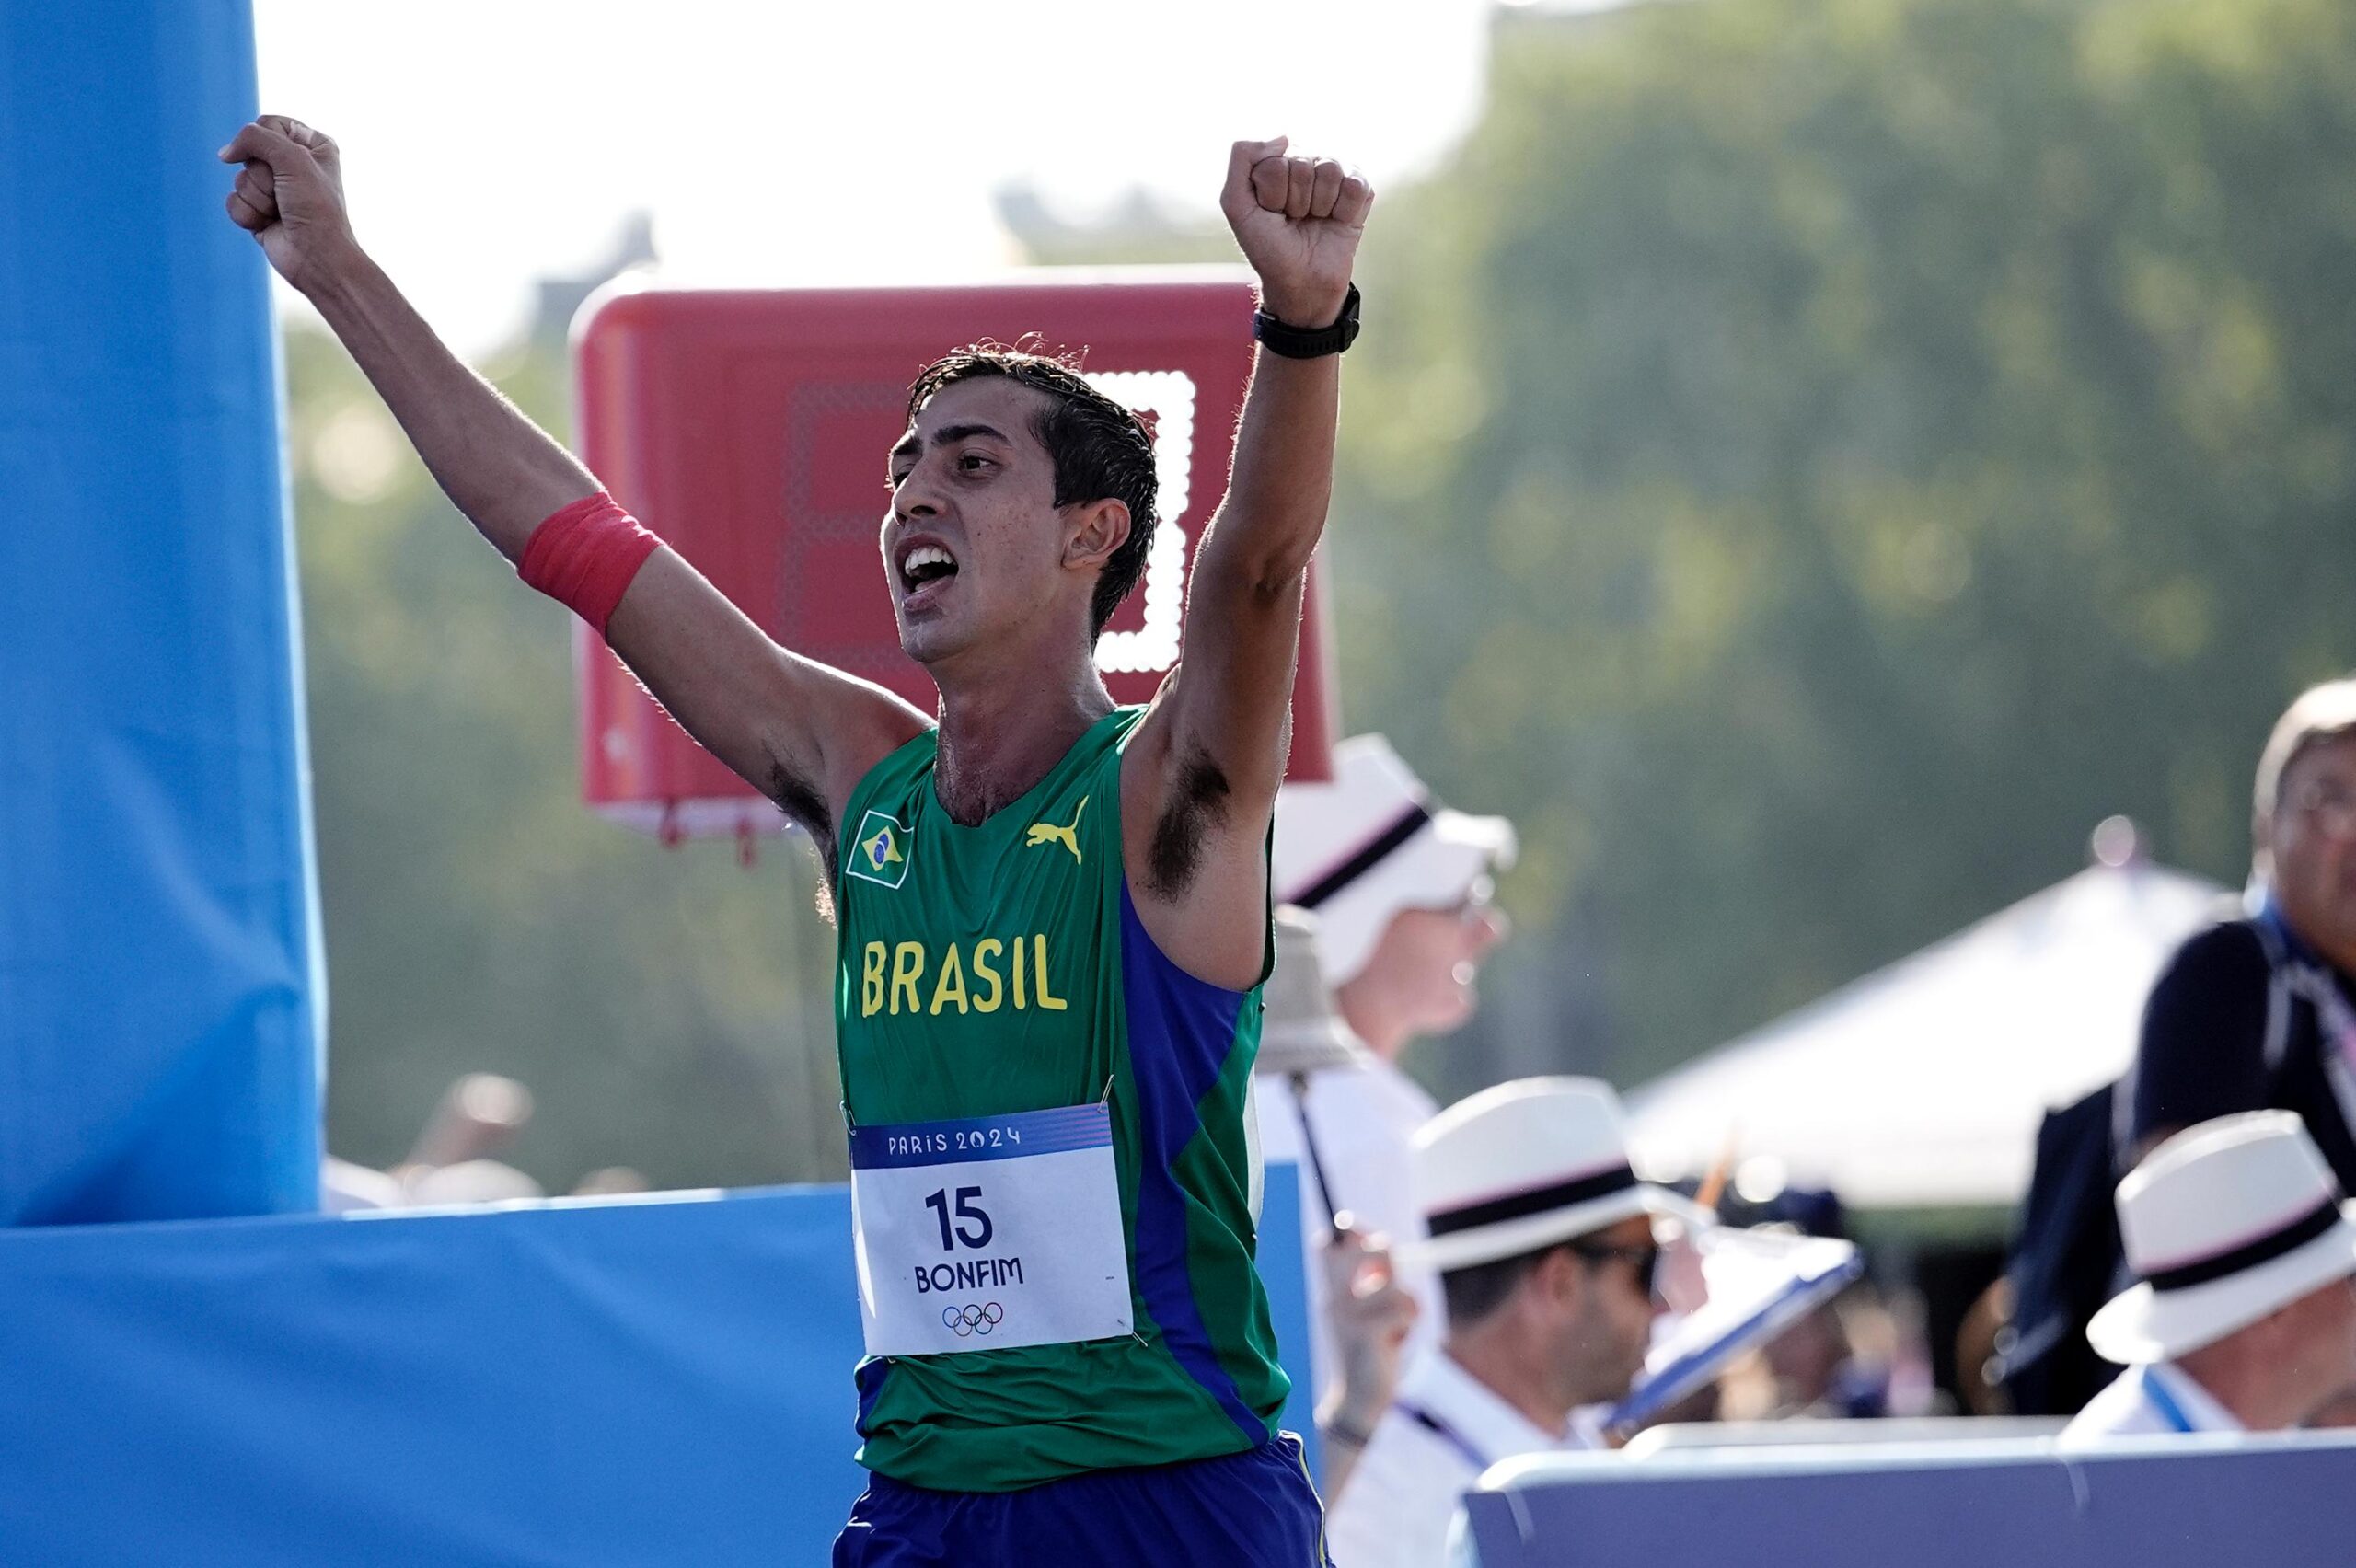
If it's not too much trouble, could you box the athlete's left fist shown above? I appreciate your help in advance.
[1220,137,1374,329]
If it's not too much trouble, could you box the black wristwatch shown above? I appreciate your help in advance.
[1253,283,1361,359]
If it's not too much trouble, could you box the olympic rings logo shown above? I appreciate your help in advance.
[941,1302,1005,1337]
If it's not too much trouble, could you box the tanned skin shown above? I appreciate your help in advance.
[222,119,1370,989]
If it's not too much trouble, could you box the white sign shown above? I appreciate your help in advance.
[849,1102,1134,1357]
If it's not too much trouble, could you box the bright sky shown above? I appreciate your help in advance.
[254,1,1497,356]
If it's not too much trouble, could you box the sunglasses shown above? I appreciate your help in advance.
[1567,1240,1663,1298]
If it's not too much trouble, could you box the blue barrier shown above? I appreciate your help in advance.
[1461,1434,2356,1567]
[0,0,321,1224]
[0,1163,1314,1565]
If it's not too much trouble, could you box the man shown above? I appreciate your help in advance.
[1260,735,1517,1390]
[1327,1078,1704,1568]
[221,115,1371,1563]
[2129,682,2356,1186]
[2062,1111,2356,1444]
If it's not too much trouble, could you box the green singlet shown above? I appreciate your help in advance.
[832,706,1289,1493]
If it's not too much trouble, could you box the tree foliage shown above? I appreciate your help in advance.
[1334,0,2356,1092]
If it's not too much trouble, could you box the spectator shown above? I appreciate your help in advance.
[1710,1179,1895,1421]
[1253,910,1419,1498]
[1751,1289,1892,1422]
[2061,1111,2356,1444]
[398,1073,535,1176]
[406,1158,544,1205]
[572,1167,653,1197]
[1266,735,1515,1367]
[2129,682,2356,1185]
[320,1156,404,1213]
[320,1073,546,1213]
[393,1072,539,1205]
[1327,1078,1704,1568]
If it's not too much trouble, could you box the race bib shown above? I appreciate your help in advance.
[849,1102,1134,1357]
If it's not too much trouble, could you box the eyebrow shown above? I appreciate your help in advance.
[889,421,1013,468]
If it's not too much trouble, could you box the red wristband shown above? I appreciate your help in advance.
[517,492,662,637]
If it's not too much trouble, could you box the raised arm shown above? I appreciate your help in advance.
[220,117,927,865]
[1124,138,1373,984]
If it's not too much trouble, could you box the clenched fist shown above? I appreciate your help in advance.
[218,115,356,294]
[1220,137,1374,329]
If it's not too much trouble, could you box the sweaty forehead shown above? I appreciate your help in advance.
[898,376,1056,455]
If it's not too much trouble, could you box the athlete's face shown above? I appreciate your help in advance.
[2268,732,2356,971]
[882,377,1124,671]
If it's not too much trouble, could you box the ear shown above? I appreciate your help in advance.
[1531,1245,1586,1315]
[1062,497,1133,572]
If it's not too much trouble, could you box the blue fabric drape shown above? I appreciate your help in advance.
[0,0,322,1223]
[0,1170,1316,1565]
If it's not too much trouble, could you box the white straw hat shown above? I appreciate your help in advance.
[2087,1111,2356,1365]
[1403,1077,1707,1274]
[1273,735,1516,986]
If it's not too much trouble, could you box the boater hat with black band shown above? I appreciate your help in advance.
[1273,735,1516,986]
[2087,1111,2356,1366]
[1403,1077,1708,1274]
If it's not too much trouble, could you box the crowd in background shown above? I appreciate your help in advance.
[1250,684,2356,1564]
[323,1072,649,1211]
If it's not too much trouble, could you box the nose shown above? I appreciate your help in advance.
[1470,901,1510,953]
[890,459,946,525]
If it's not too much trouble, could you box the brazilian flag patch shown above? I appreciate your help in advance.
[848,809,913,889]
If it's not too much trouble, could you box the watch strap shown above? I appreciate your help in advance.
[1253,283,1361,359]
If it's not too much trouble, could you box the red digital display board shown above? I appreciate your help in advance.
[571,272,1336,839]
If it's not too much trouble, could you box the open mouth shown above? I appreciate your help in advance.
[896,541,960,599]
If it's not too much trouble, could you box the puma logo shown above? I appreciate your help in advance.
[1023,796,1088,865]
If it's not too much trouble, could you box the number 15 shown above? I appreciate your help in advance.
[924,1185,993,1251]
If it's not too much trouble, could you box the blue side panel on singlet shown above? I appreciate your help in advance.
[1119,885,1268,1446]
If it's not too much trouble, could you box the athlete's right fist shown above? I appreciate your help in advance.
[218,115,354,294]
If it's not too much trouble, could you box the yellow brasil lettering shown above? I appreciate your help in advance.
[930,945,966,1015]
[857,936,1068,1018]
[1034,934,1066,1010]
[890,942,923,1016]
[972,939,1003,1012]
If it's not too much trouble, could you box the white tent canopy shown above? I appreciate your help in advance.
[1623,856,2230,1211]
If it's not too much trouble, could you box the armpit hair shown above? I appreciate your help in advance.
[768,762,838,891]
[1145,746,1232,900]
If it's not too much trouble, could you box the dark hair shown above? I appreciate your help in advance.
[1440,1243,1567,1326]
[904,342,1159,640]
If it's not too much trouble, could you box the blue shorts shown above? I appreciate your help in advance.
[832,1433,1333,1567]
